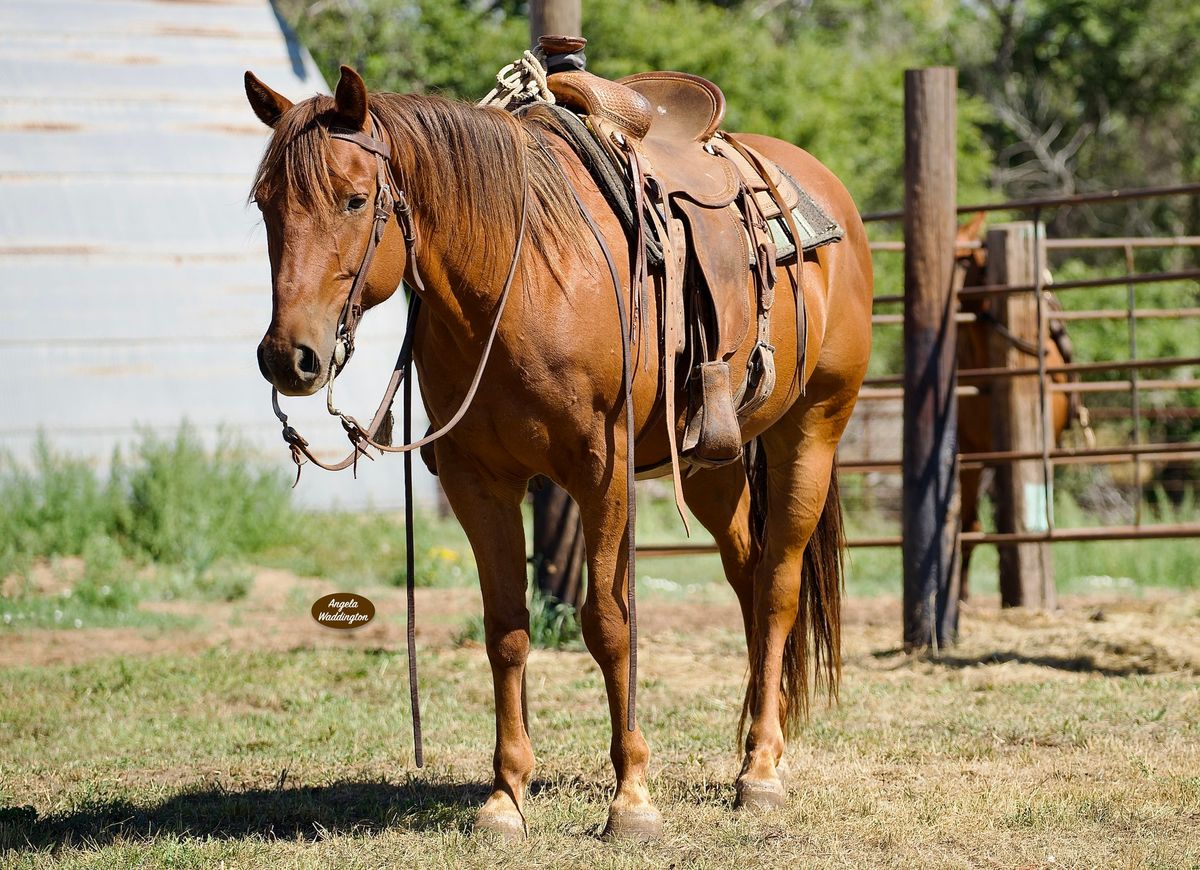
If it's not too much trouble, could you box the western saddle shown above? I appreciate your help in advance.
[530,37,838,475]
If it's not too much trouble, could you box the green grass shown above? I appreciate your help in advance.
[457,587,583,650]
[2,593,1198,868]
[0,433,476,631]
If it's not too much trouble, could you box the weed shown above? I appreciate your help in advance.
[109,427,292,571]
[0,437,113,567]
[458,586,582,649]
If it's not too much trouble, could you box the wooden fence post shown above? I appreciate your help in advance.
[902,67,961,650]
[985,223,1057,608]
[530,0,581,43]
[532,482,587,609]
[527,0,588,612]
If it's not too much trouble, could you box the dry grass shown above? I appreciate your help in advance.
[1,569,1199,869]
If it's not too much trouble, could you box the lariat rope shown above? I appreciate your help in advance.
[479,50,555,109]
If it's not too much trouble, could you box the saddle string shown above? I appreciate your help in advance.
[720,133,809,394]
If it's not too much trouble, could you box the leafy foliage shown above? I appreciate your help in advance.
[458,585,583,649]
[107,429,292,571]
[284,0,994,213]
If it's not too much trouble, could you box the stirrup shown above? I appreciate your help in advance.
[681,361,743,468]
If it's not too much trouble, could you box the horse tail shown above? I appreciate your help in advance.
[739,464,844,744]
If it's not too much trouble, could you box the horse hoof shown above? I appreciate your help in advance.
[473,809,526,841]
[735,778,786,811]
[603,806,663,842]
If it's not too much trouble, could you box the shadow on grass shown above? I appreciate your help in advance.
[870,645,1193,676]
[930,649,1191,677]
[0,778,492,854]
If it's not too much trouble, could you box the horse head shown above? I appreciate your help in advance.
[954,210,989,310]
[245,66,407,396]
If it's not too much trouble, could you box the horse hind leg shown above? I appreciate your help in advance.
[735,394,851,811]
[681,457,762,672]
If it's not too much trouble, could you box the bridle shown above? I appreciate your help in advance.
[267,111,530,768]
[269,112,529,474]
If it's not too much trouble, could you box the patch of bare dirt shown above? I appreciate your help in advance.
[854,592,1200,677]
[4,565,1199,683]
[2,556,84,598]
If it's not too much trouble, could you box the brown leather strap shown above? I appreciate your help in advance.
[402,349,423,767]
[721,133,808,393]
[623,142,651,371]
[329,127,392,158]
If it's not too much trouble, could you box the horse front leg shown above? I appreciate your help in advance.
[572,474,663,841]
[435,443,533,840]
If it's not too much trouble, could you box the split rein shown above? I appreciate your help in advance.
[270,116,528,478]
[267,113,643,765]
[269,115,528,768]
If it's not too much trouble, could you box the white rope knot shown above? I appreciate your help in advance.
[479,50,555,109]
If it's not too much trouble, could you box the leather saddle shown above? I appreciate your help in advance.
[539,39,813,475]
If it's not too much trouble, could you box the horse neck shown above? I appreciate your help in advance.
[402,188,526,355]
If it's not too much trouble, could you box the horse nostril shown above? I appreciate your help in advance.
[257,343,271,381]
[294,344,320,379]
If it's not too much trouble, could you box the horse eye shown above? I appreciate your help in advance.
[347,194,368,213]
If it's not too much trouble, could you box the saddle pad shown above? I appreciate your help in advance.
[772,168,844,257]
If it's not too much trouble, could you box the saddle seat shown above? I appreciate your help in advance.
[618,71,726,144]
[546,69,739,207]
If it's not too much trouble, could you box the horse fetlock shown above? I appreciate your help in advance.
[738,744,783,784]
[494,746,535,795]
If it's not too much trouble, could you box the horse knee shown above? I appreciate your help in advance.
[484,614,530,669]
[579,601,626,666]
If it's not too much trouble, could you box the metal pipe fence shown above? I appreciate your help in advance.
[638,181,1200,561]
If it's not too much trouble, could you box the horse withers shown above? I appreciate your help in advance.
[245,65,873,839]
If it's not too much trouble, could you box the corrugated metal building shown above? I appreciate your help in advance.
[0,0,431,509]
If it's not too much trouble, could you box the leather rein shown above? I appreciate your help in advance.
[268,113,531,767]
[270,116,528,476]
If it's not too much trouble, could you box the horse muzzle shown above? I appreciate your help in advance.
[257,335,329,397]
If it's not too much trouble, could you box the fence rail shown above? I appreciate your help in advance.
[626,77,1199,638]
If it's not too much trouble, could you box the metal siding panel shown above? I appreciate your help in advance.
[0,0,437,510]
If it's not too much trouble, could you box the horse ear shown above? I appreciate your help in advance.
[961,210,987,241]
[333,65,369,130]
[245,71,293,128]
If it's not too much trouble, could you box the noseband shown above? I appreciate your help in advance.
[268,111,530,769]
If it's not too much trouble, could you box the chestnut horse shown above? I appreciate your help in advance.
[954,213,1085,600]
[246,66,872,839]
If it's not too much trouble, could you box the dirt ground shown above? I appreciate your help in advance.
[3,569,1199,869]
[4,566,1199,678]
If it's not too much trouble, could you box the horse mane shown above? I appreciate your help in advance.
[250,92,589,275]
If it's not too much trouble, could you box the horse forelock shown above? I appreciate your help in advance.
[249,95,339,218]
[250,91,588,271]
